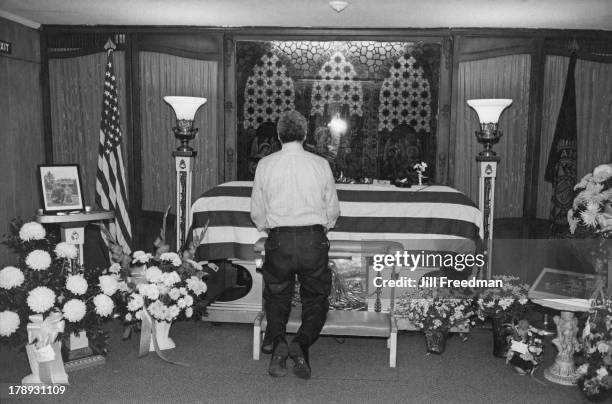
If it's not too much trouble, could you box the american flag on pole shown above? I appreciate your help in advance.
[96,40,133,254]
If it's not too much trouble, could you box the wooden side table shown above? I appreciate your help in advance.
[36,209,115,370]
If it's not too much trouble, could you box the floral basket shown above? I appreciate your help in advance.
[575,299,612,401]
[395,288,475,354]
[474,275,531,357]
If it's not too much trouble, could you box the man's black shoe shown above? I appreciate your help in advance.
[268,341,288,377]
[261,336,274,354]
[289,342,311,379]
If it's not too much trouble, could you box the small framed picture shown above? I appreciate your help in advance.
[38,164,85,213]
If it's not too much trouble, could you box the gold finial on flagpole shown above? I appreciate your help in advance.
[104,37,116,51]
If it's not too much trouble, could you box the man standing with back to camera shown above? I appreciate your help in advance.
[251,110,340,379]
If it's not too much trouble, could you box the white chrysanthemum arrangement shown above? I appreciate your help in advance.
[1,220,121,349]
[568,164,612,235]
[122,249,207,323]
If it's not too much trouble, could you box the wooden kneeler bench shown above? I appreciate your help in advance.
[253,239,403,368]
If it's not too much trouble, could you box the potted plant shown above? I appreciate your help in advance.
[574,299,612,402]
[475,275,531,357]
[395,288,475,354]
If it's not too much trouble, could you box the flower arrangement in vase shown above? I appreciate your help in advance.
[0,219,123,383]
[574,299,612,402]
[505,319,545,375]
[568,164,612,237]
[474,275,531,357]
[118,249,208,351]
[395,287,475,354]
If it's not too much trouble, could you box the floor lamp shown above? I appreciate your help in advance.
[164,96,207,251]
[467,99,512,279]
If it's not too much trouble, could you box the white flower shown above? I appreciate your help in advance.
[161,271,181,287]
[132,250,152,264]
[93,294,114,317]
[0,266,24,289]
[27,286,56,313]
[25,250,52,271]
[169,288,181,300]
[593,164,612,183]
[575,173,593,190]
[127,293,144,311]
[581,209,600,228]
[145,266,163,283]
[19,222,46,241]
[62,299,86,322]
[596,366,608,378]
[148,300,168,321]
[157,284,169,296]
[137,284,160,300]
[597,341,609,354]
[0,310,20,337]
[125,313,133,322]
[160,252,181,267]
[185,307,193,318]
[98,275,119,296]
[184,295,193,307]
[577,363,589,375]
[54,242,78,259]
[179,287,188,295]
[167,305,180,320]
[567,209,579,234]
[135,310,143,320]
[177,298,186,308]
[66,274,88,295]
[108,263,122,274]
[186,276,207,296]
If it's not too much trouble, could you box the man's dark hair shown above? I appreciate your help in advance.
[277,110,308,143]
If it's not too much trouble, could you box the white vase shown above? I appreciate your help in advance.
[149,320,175,351]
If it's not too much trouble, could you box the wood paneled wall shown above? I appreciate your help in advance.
[453,54,532,217]
[0,18,44,266]
[139,52,218,212]
[48,52,129,207]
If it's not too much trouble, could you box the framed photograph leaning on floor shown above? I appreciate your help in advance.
[38,164,85,213]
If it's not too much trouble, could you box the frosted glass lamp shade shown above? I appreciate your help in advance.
[467,99,512,124]
[163,96,207,120]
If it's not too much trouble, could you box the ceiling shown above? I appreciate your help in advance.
[1,0,611,31]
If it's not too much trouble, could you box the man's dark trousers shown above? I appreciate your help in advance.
[262,225,331,351]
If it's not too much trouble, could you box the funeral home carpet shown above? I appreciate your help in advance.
[0,320,588,403]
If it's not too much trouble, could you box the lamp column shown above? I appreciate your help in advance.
[164,96,207,251]
[477,155,499,280]
[173,150,195,251]
[467,99,512,279]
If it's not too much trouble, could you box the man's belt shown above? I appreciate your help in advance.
[268,224,324,233]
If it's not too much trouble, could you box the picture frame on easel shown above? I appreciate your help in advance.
[37,164,85,214]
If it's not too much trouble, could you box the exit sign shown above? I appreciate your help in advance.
[0,40,12,55]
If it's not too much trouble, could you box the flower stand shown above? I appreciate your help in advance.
[23,342,69,384]
[424,329,448,354]
[150,321,175,351]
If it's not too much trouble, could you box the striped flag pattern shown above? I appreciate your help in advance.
[191,182,482,261]
[95,45,132,253]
